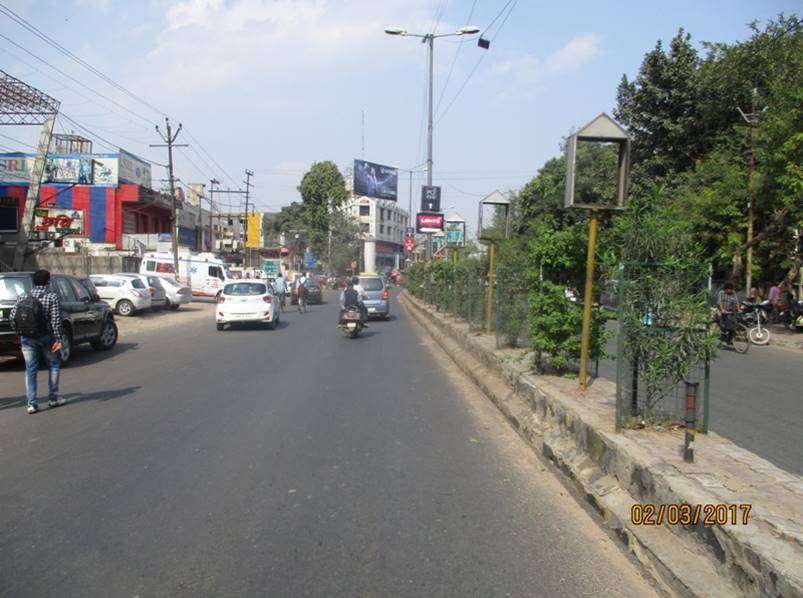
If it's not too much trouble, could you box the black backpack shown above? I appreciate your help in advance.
[14,295,48,337]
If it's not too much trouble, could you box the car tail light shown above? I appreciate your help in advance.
[262,295,272,303]
[382,289,390,300]
[217,296,226,304]
[149,287,155,297]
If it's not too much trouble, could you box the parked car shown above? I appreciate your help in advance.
[215,281,280,330]
[157,276,192,310]
[114,273,168,310]
[291,281,323,305]
[1,272,118,364]
[90,274,152,316]
[357,274,390,319]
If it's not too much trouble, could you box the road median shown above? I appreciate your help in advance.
[401,290,803,598]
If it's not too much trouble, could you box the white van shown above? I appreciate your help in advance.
[140,252,230,299]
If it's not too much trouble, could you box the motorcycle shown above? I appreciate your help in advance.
[741,300,772,345]
[339,306,364,338]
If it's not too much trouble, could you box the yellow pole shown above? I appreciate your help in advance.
[579,210,599,391]
[486,241,496,335]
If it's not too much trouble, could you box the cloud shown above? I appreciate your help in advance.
[488,34,601,100]
[543,34,601,74]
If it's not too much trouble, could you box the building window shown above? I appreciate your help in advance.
[380,224,384,234]
[380,208,385,221]
[359,205,370,216]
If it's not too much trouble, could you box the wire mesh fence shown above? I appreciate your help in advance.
[615,262,715,432]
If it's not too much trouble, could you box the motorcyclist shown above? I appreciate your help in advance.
[273,272,287,310]
[351,276,369,322]
[716,281,740,342]
[339,280,367,326]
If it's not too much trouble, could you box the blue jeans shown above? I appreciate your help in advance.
[20,335,61,407]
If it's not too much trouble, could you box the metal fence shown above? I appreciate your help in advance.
[615,262,713,432]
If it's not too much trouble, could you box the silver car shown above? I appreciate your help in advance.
[157,276,192,310]
[90,274,152,316]
[357,275,390,319]
[115,273,168,310]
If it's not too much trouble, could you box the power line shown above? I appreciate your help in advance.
[435,0,479,115]
[0,2,165,117]
[435,0,519,125]
[0,133,37,150]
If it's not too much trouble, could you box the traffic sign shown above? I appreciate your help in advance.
[304,251,317,269]
[404,237,416,252]
[263,259,280,274]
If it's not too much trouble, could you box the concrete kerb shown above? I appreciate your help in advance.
[400,291,803,598]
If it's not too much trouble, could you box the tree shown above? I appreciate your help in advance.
[297,161,348,258]
[328,208,362,275]
[615,29,704,185]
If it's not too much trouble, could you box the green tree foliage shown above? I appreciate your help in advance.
[328,209,361,275]
[297,161,348,257]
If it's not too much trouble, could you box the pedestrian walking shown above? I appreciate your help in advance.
[10,269,65,414]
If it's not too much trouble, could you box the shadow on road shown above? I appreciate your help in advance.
[0,385,140,411]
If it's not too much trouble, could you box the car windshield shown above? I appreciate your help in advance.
[359,278,384,291]
[224,283,266,296]
[0,276,30,301]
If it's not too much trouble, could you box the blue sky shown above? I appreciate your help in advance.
[1,0,798,222]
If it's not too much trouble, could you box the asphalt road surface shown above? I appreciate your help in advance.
[0,291,657,597]
[598,326,803,476]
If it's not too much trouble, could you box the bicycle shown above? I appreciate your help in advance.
[297,290,307,313]
[718,313,750,354]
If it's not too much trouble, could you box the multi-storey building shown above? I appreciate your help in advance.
[346,195,409,273]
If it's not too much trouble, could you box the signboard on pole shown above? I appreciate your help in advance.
[263,259,280,275]
[404,236,416,252]
[304,250,317,269]
[420,185,441,212]
[416,212,444,234]
[353,159,398,201]
[33,208,84,236]
[246,212,262,249]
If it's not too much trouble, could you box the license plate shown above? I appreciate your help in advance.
[367,307,376,312]
[347,322,357,329]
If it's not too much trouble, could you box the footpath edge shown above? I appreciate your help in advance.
[400,290,803,598]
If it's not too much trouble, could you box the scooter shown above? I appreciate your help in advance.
[339,307,364,338]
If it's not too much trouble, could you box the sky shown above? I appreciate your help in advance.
[0,0,799,224]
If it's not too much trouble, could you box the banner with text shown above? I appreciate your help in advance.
[416,212,444,234]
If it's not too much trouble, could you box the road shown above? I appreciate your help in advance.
[0,292,657,597]
[598,326,803,476]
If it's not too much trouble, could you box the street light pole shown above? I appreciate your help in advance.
[386,24,482,263]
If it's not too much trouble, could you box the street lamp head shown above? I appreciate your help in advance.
[385,27,407,36]
[457,25,480,35]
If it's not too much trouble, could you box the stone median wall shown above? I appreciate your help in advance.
[401,291,803,598]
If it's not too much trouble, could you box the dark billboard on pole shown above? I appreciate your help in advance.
[353,159,398,201]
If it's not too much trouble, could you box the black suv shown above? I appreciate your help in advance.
[0,272,118,364]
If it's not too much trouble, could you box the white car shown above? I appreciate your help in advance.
[157,276,192,310]
[89,274,152,316]
[115,273,168,310]
[216,281,280,330]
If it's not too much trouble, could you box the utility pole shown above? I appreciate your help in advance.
[243,169,254,268]
[209,178,220,252]
[737,88,759,297]
[151,117,187,277]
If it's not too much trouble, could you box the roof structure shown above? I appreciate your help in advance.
[0,70,60,125]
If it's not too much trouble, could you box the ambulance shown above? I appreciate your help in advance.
[140,252,232,298]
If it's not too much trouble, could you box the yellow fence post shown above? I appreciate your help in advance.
[579,209,599,391]
[486,241,496,336]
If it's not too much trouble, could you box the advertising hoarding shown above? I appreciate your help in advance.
[0,153,118,186]
[33,208,84,236]
[353,159,398,201]
[420,185,441,212]
[246,212,263,249]
[416,212,444,234]
[118,150,152,188]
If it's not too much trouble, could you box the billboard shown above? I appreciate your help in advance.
[246,212,263,249]
[421,185,441,212]
[118,150,152,188]
[0,153,118,186]
[33,208,84,236]
[416,212,444,234]
[353,159,398,201]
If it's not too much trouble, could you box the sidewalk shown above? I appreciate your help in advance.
[401,291,803,598]
[767,325,803,352]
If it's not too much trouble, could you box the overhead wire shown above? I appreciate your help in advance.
[434,0,479,116]
[435,0,519,125]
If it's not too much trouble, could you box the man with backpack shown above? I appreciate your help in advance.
[9,269,65,414]
[295,272,308,313]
